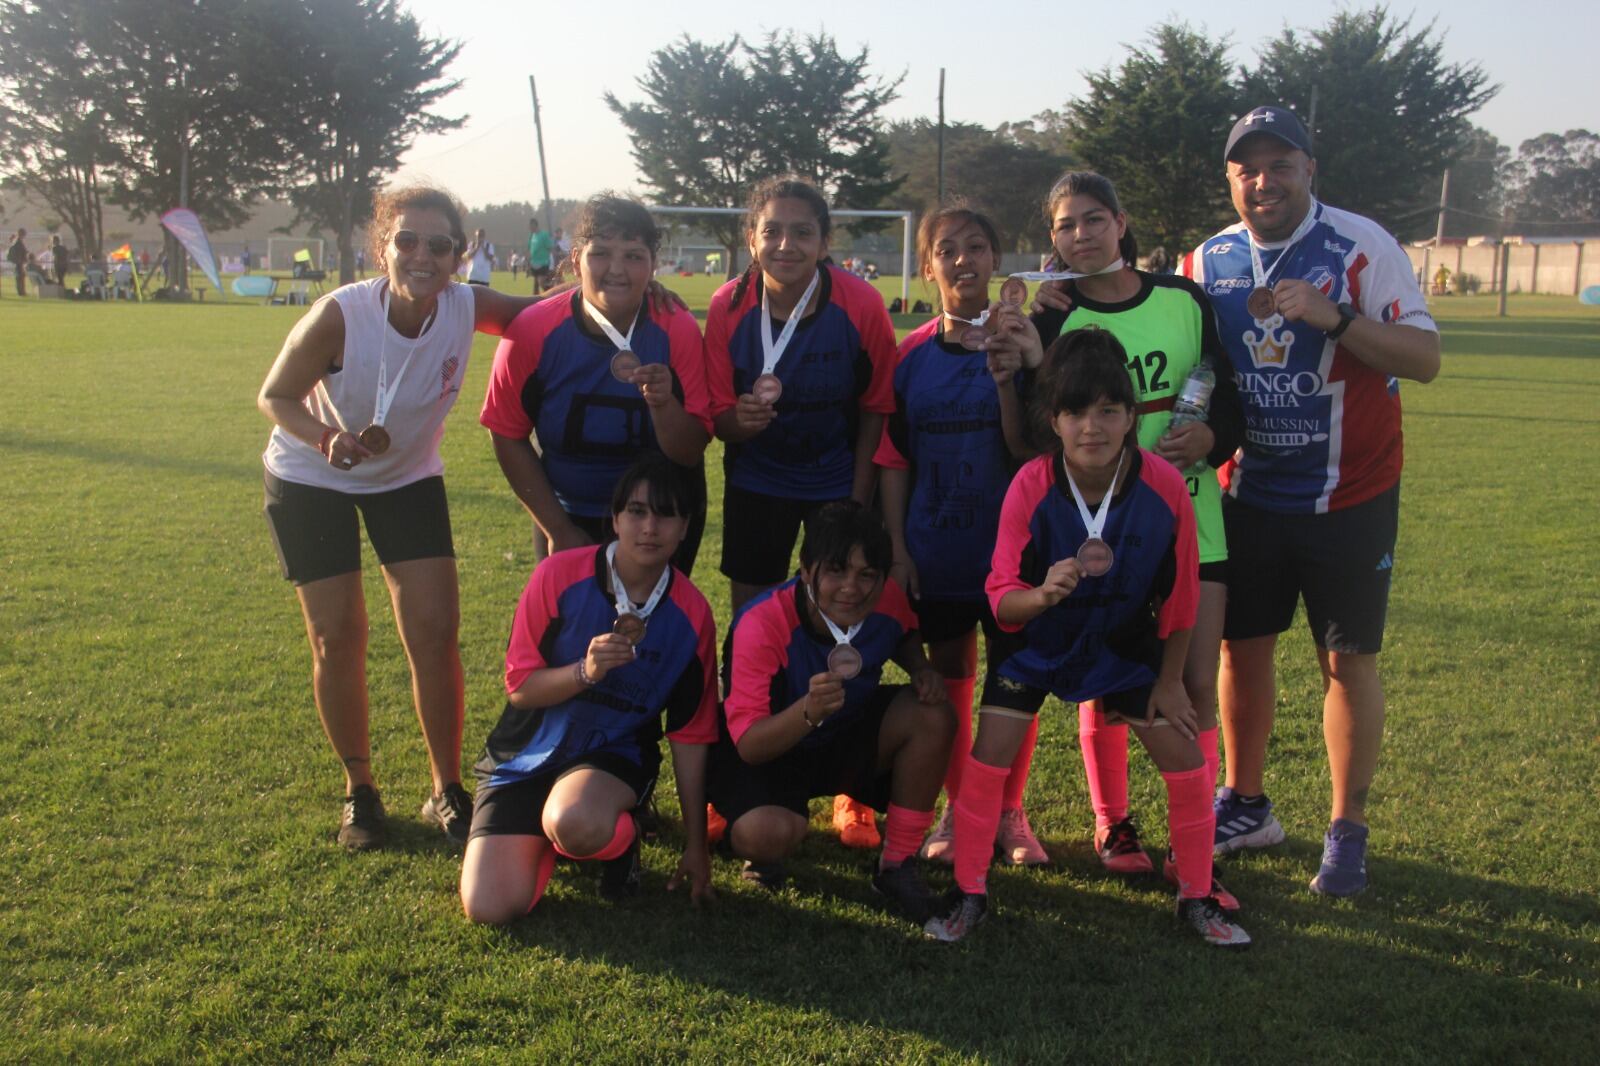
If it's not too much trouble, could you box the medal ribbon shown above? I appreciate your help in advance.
[581,297,641,354]
[943,307,990,328]
[373,284,435,428]
[1006,259,1126,283]
[806,582,863,648]
[605,541,671,626]
[760,267,823,378]
[1063,448,1127,547]
[1246,200,1321,294]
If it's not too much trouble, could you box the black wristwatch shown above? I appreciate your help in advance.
[1327,302,1357,340]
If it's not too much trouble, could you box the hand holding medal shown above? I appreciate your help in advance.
[581,295,645,384]
[806,581,865,680]
[606,541,670,660]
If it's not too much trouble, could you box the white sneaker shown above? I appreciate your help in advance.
[996,807,1049,866]
[920,806,955,864]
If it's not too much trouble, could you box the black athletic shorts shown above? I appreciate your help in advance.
[468,751,655,841]
[1221,483,1399,654]
[912,597,1028,708]
[707,685,900,824]
[263,472,454,585]
[719,484,841,587]
[983,668,1154,719]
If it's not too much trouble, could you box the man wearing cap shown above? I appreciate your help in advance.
[1180,105,1440,896]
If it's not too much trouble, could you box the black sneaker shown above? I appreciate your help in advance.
[740,859,786,891]
[872,859,938,924]
[599,819,642,902]
[923,888,988,943]
[420,783,473,846]
[338,784,387,850]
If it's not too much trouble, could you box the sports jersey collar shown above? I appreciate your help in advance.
[764,264,833,332]
[788,577,860,647]
[590,543,674,608]
[1249,199,1323,252]
[1053,445,1143,507]
[569,290,654,345]
[1061,271,1155,316]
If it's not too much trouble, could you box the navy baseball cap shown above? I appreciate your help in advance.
[1224,106,1313,163]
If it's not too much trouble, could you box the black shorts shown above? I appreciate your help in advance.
[913,597,1029,707]
[707,686,900,824]
[467,752,655,841]
[984,672,1153,720]
[263,472,454,586]
[720,484,840,586]
[1222,484,1399,654]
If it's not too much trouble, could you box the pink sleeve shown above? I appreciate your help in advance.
[1141,453,1200,637]
[872,335,918,469]
[877,577,918,632]
[665,584,721,745]
[985,458,1051,632]
[872,419,907,469]
[503,560,563,693]
[850,275,899,414]
[480,308,544,439]
[703,284,740,419]
[723,601,790,746]
[665,307,714,434]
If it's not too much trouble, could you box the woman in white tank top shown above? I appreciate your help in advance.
[257,185,538,852]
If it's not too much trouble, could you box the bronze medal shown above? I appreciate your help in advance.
[610,349,641,384]
[826,643,863,680]
[1000,277,1028,308]
[358,424,391,455]
[1246,287,1277,321]
[752,373,783,405]
[613,613,646,645]
[1076,537,1114,577]
[959,325,989,351]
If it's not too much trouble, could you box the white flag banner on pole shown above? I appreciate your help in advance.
[160,207,223,293]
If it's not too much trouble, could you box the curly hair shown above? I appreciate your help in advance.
[367,184,467,269]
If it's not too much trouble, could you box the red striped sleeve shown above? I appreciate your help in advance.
[503,547,595,693]
[661,305,714,435]
[664,574,720,745]
[723,591,797,746]
[702,278,743,419]
[481,299,564,439]
[834,266,898,414]
[986,455,1055,632]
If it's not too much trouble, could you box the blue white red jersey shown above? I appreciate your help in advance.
[476,546,718,786]
[875,317,1016,602]
[722,577,918,749]
[480,292,712,517]
[1181,201,1436,514]
[986,449,1198,702]
[704,264,897,500]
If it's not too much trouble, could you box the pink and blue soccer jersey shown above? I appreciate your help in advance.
[722,577,918,749]
[477,546,719,786]
[874,318,1015,603]
[480,293,712,517]
[1181,201,1436,514]
[986,449,1198,701]
[704,265,896,500]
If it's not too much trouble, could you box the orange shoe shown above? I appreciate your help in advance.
[833,795,881,849]
[705,803,727,848]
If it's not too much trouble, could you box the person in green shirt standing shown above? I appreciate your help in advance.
[527,216,554,295]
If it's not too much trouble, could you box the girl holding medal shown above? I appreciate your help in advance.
[259,184,546,851]
[704,176,898,851]
[705,501,954,922]
[461,455,720,923]
[1026,172,1244,900]
[923,330,1250,948]
[481,194,713,573]
[873,202,1048,867]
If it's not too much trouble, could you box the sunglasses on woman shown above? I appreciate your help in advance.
[392,230,459,257]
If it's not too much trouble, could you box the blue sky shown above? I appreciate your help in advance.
[393,0,1597,208]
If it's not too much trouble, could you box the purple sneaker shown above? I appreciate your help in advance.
[1310,818,1369,896]
[1213,787,1286,856]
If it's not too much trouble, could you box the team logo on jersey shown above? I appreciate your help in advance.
[1305,266,1336,296]
[1380,299,1402,324]
[1206,242,1234,255]
[1242,320,1294,368]
[1208,277,1252,294]
[439,355,460,397]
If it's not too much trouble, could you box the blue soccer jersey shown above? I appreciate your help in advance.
[476,546,719,786]
[875,317,1016,602]
[704,264,897,500]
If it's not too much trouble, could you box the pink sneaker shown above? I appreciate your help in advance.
[1094,817,1155,875]
[833,795,881,849]
[996,807,1049,866]
[920,806,955,864]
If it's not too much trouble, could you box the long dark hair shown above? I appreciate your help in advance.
[730,176,832,309]
[1042,171,1139,269]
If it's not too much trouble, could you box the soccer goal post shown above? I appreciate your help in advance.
[266,237,325,274]
[646,205,915,308]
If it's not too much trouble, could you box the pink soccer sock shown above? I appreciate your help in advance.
[527,845,557,913]
[1079,701,1130,830]
[880,803,936,868]
[1002,715,1040,811]
[553,811,635,861]
[1198,727,1220,791]
[952,755,1009,895]
[1162,766,1215,899]
[941,676,977,801]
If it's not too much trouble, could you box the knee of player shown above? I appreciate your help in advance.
[543,804,616,857]
[729,807,804,860]
[307,618,368,663]
[460,879,529,926]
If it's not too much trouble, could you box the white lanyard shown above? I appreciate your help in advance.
[582,297,640,353]
[944,307,990,328]
[1063,449,1126,544]
[807,582,863,647]
[1247,202,1320,292]
[605,541,671,625]
[373,285,435,427]
[760,268,822,377]
[1007,259,1125,283]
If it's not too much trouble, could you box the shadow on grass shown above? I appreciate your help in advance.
[475,824,1599,1061]
[0,427,260,482]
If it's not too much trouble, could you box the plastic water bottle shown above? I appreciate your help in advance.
[1168,364,1216,429]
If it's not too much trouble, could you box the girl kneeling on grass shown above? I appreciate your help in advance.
[922,329,1250,948]
[460,455,718,923]
[873,202,1045,867]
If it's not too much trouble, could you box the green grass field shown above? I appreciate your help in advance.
[2,288,1597,1063]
